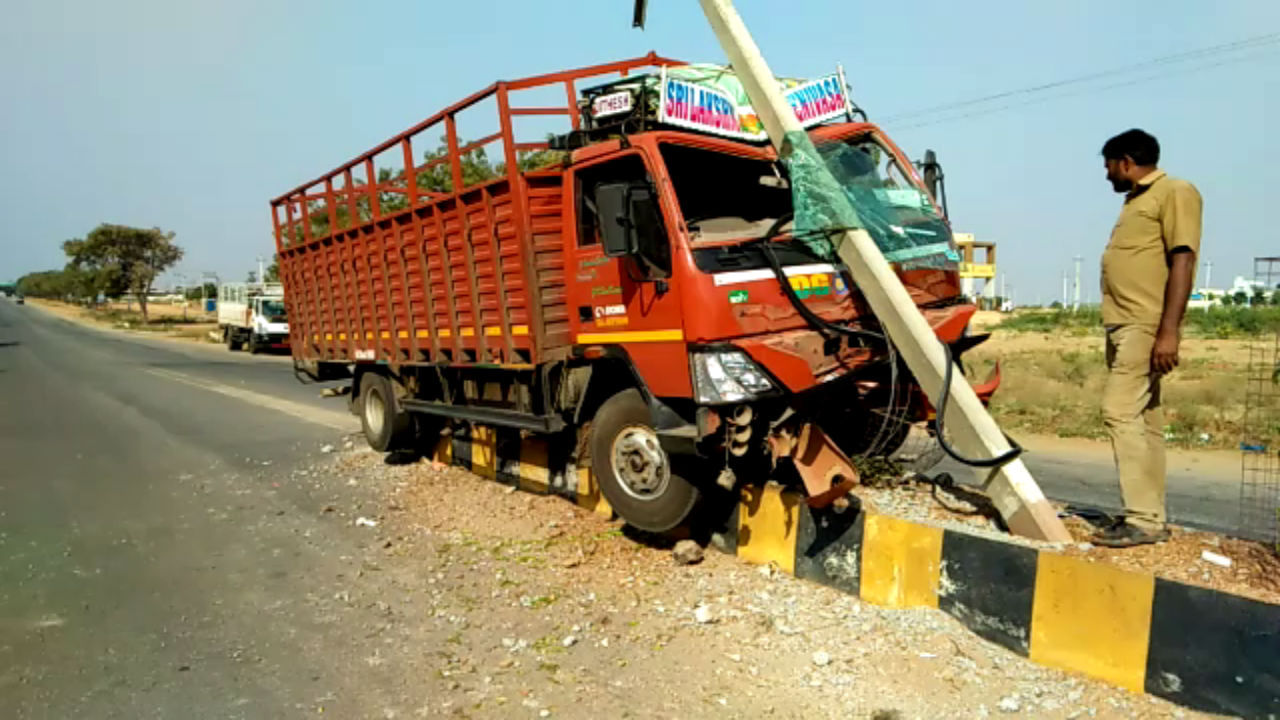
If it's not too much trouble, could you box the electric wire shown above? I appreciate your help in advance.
[881,31,1280,125]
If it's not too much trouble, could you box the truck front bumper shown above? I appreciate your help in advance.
[255,333,291,350]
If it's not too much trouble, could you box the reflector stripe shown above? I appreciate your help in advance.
[576,329,684,343]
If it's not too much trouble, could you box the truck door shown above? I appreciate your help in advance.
[568,152,691,397]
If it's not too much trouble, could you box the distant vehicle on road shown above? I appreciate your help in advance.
[217,282,288,353]
[14,295,24,305]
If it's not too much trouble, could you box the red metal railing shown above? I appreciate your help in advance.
[270,52,684,252]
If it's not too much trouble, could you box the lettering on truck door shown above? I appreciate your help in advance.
[568,152,691,397]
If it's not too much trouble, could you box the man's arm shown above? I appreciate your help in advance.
[1152,181,1203,375]
[1152,249,1194,374]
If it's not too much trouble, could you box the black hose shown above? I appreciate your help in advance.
[934,339,1022,468]
[758,213,1021,470]
[757,214,884,344]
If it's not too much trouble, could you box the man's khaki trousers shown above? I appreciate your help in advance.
[1102,324,1167,531]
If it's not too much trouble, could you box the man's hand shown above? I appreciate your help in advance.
[1154,249,1195,375]
[1151,327,1180,374]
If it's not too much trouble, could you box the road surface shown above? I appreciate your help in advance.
[939,434,1244,538]
[0,299,371,718]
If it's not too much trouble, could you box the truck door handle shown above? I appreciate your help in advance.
[578,306,593,322]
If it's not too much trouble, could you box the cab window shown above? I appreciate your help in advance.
[574,154,671,278]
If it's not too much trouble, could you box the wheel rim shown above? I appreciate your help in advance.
[609,425,670,501]
[364,389,386,439]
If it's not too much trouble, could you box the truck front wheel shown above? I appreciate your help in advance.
[590,389,699,533]
[359,374,413,452]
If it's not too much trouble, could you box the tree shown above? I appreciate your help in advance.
[184,282,217,301]
[1233,290,1250,306]
[246,271,258,283]
[16,270,69,299]
[63,224,183,322]
[265,256,280,282]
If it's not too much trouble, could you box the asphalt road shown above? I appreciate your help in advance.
[941,445,1244,538]
[0,298,1249,716]
[0,299,376,718]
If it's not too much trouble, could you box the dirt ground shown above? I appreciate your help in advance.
[27,298,219,342]
[964,327,1252,450]
[303,444,1214,719]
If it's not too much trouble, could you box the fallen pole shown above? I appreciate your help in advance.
[695,0,1070,541]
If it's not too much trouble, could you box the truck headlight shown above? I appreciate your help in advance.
[691,350,776,404]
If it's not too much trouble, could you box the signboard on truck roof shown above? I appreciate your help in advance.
[657,67,851,142]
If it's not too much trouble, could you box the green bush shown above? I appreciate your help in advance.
[996,306,1280,339]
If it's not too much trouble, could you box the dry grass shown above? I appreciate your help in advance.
[966,332,1250,449]
[28,298,219,342]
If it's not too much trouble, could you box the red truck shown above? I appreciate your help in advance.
[272,54,994,532]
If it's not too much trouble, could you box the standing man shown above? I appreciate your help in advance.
[1095,129,1202,548]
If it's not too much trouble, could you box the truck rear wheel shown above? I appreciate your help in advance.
[590,389,699,533]
[225,328,243,351]
[360,374,413,452]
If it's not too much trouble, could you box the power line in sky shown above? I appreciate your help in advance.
[892,46,1280,131]
[880,31,1280,126]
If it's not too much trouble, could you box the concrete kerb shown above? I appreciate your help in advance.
[431,424,1280,718]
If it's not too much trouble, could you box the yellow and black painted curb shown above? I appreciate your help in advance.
[433,425,1279,718]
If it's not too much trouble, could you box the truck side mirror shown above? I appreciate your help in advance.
[595,182,637,258]
[920,149,948,217]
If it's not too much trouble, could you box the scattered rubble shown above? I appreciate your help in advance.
[262,441,1216,718]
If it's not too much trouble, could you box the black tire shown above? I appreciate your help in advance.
[225,328,243,351]
[359,374,414,453]
[247,334,261,354]
[590,389,699,533]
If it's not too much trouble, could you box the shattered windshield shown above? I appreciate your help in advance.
[813,136,956,268]
[659,139,956,269]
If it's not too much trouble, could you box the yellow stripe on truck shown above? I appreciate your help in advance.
[576,329,684,344]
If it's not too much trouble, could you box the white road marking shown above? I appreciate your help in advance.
[145,368,355,432]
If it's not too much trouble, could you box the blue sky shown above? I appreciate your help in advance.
[2,0,1277,302]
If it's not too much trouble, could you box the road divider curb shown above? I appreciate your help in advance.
[431,424,1279,717]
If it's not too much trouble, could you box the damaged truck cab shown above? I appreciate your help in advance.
[273,54,995,533]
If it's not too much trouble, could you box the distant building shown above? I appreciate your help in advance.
[954,233,996,303]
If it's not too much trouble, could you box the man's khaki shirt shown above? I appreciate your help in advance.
[1101,170,1203,326]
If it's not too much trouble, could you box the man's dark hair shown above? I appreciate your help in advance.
[1101,129,1160,166]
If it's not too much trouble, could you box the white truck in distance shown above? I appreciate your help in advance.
[218,282,289,353]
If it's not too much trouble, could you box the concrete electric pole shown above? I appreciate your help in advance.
[693,0,1069,541]
[1072,255,1082,312]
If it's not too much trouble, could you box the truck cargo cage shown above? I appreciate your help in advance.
[271,52,684,250]
[270,53,683,369]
